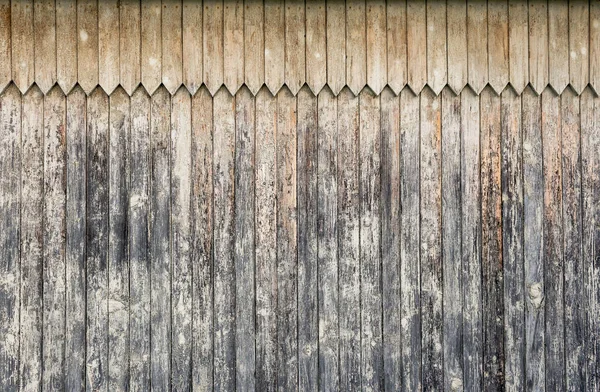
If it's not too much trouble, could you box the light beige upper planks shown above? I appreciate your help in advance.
[0,0,597,96]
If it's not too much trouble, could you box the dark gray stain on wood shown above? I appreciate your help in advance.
[0,84,599,391]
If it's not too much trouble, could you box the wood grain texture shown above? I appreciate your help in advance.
[223,0,244,94]
[447,0,467,94]
[86,88,109,392]
[255,87,278,391]
[244,0,264,95]
[77,0,98,94]
[64,87,86,392]
[285,0,306,94]
[98,0,120,94]
[508,0,528,94]
[170,87,192,391]
[528,0,549,94]
[141,1,162,94]
[204,0,224,95]
[426,1,447,95]
[337,88,360,391]
[366,0,386,95]
[297,86,319,392]
[487,0,508,94]
[0,0,10,91]
[56,0,77,93]
[19,86,43,392]
[548,0,569,93]
[234,86,255,392]
[406,0,426,93]
[305,0,326,94]
[182,0,203,94]
[0,85,20,392]
[265,0,285,94]
[467,0,488,94]
[569,1,589,94]
[213,87,236,392]
[108,88,130,392]
[317,86,339,392]
[11,0,33,92]
[120,0,141,95]
[33,0,56,93]
[327,0,346,95]
[591,1,600,92]
[162,1,183,94]
[386,0,406,94]
[346,0,366,95]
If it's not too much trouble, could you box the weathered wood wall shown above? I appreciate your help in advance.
[0,0,599,97]
[1,83,600,391]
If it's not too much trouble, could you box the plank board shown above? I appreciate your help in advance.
[548,0,569,93]
[244,0,264,95]
[406,0,426,93]
[120,0,141,95]
[447,0,467,93]
[305,0,326,94]
[0,0,10,91]
[346,0,367,95]
[161,1,183,94]
[327,0,346,95]
[569,1,589,94]
[264,0,285,94]
[487,0,508,94]
[224,0,244,94]
[182,0,203,94]
[426,1,447,95]
[77,0,99,94]
[204,0,224,95]
[285,0,306,94]
[98,0,120,94]
[467,0,488,94]
[141,1,162,94]
[366,0,386,95]
[33,0,56,93]
[11,0,34,92]
[508,0,528,94]
[386,0,407,94]
[528,0,549,94]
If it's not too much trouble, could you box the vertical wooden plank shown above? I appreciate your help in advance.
[562,89,585,391]
[327,0,345,95]
[569,1,589,94]
[98,0,120,94]
[548,0,569,94]
[305,0,326,94]
[224,0,244,94]
[441,87,462,391]
[277,87,298,392]
[381,86,401,390]
[461,87,483,392]
[346,0,366,95]
[191,87,214,392]
[235,86,255,391]
[400,88,421,391]
[420,87,443,391]
[11,0,34,93]
[141,0,161,94]
[337,88,360,391]
[65,87,87,392]
[581,88,600,392]
[204,0,224,95]
[447,1,467,94]
[0,0,10,91]
[366,0,386,94]
[107,88,130,392]
[77,0,99,94]
[0,85,20,392]
[265,0,285,94]
[359,88,383,391]
[162,0,183,94]
[528,0,548,94]
[522,87,545,391]
[255,87,278,392]
[149,87,171,391]
[426,1,447,95]
[56,0,77,93]
[487,0,509,94]
[129,88,151,392]
[508,0,528,94]
[182,0,202,94]
[34,0,56,93]
[406,0,426,93]
[317,87,339,392]
[86,88,109,391]
[386,0,406,94]
[501,87,525,392]
[213,87,236,392]
[43,87,67,391]
[171,88,192,391]
[120,0,142,95]
[480,87,504,391]
[244,0,264,94]
[285,0,306,95]
[591,2,600,92]
[541,88,565,391]
[297,86,319,392]
[19,86,43,392]
[467,0,488,94]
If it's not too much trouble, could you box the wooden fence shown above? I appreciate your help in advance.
[1,83,599,390]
